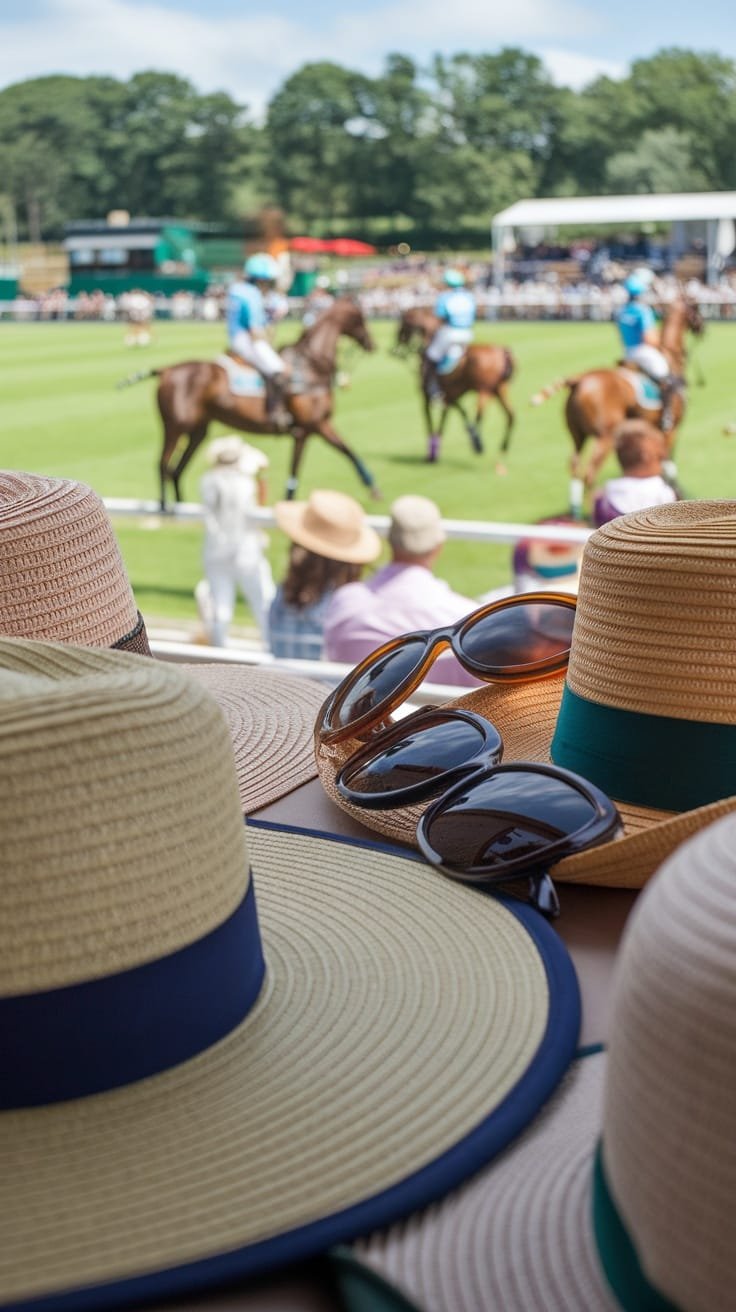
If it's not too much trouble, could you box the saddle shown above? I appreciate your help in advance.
[216,353,265,397]
[437,343,468,376]
[616,365,662,409]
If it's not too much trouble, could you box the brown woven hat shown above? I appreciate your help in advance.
[0,637,579,1311]
[275,489,382,563]
[0,469,325,812]
[335,809,736,1312]
[317,501,736,888]
[0,470,149,653]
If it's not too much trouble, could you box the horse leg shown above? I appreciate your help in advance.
[423,390,441,463]
[661,420,686,497]
[565,395,589,519]
[494,383,515,475]
[170,423,209,504]
[582,431,616,495]
[428,405,451,464]
[286,430,307,500]
[315,419,382,500]
[159,422,182,510]
[452,398,484,456]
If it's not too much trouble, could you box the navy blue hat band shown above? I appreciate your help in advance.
[0,878,263,1109]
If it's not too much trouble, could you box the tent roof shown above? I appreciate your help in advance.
[491,192,736,230]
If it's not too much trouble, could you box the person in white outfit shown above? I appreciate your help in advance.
[196,436,276,646]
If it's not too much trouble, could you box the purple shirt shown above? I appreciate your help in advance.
[323,563,481,687]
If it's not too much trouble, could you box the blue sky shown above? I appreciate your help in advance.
[2,0,735,116]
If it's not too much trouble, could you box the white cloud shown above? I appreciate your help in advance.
[1,0,612,113]
[541,47,626,88]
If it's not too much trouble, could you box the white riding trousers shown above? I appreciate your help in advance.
[230,330,284,377]
[625,344,669,380]
[426,325,472,363]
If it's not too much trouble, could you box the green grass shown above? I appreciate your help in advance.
[2,317,733,624]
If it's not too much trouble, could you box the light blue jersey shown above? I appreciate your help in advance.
[434,289,476,330]
[227,281,266,339]
[617,300,656,351]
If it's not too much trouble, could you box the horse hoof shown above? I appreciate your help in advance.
[495,462,508,477]
[369,485,383,502]
[427,435,441,463]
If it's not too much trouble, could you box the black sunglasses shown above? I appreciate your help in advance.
[335,707,622,917]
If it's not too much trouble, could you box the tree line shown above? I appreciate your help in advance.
[1,47,734,247]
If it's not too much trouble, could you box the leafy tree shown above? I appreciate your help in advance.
[606,127,710,194]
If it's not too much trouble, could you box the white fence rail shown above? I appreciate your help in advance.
[103,498,593,547]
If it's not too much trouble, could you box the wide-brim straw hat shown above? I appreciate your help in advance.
[334,810,736,1312]
[275,489,382,564]
[0,470,325,812]
[0,638,580,1311]
[317,501,736,888]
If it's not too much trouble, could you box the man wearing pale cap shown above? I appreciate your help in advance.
[324,494,479,686]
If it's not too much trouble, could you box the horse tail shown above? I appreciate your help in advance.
[115,368,161,391]
[529,376,579,406]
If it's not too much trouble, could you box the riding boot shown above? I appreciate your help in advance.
[265,373,292,431]
[658,375,681,434]
[424,360,443,402]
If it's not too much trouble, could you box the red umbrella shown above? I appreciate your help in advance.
[289,236,332,253]
[327,238,377,257]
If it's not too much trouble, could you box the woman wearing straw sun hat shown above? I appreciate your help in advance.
[333,808,736,1312]
[0,469,326,814]
[0,636,580,1310]
[317,499,736,890]
[268,488,381,660]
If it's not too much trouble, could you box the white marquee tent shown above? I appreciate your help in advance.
[490,192,736,286]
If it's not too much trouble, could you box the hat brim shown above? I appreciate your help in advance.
[0,823,580,1310]
[337,1053,617,1312]
[275,503,382,564]
[184,665,326,813]
[316,677,736,888]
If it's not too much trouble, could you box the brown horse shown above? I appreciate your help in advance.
[530,297,705,507]
[119,298,380,507]
[394,307,515,471]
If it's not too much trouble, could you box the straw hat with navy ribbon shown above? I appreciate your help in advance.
[333,808,736,1312]
[0,637,580,1312]
[317,500,736,887]
[0,470,326,813]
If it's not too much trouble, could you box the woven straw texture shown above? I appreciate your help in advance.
[352,1055,615,1312]
[317,501,736,888]
[181,664,326,813]
[0,639,248,991]
[349,810,736,1312]
[0,472,139,647]
[0,640,557,1306]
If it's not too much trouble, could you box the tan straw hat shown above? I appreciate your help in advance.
[275,489,382,563]
[335,809,736,1312]
[0,470,150,653]
[388,496,445,556]
[317,500,736,887]
[0,469,325,812]
[0,637,580,1310]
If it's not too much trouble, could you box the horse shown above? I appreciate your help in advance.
[394,307,516,471]
[530,296,705,511]
[118,298,381,508]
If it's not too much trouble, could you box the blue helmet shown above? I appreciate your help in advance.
[244,253,279,282]
[444,268,465,288]
[624,274,646,297]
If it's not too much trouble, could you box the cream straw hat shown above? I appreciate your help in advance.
[317,501,736,887]
[0,637,580,1311]
[335,809,736,1312]
[275,489,382,564]
[0,470,325,812]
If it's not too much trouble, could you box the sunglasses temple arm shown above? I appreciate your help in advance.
[528,872,560,919]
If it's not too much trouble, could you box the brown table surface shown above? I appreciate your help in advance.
[143,777,639,1312]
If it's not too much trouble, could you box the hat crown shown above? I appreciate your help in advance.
[302,489,370,550]
[0,471,139,647]
[389,495,445,554]
[602,812,736,1310]
[568,501,736,725]
[0,640,249,997]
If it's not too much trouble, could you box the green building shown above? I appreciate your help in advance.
[64,218,210,294]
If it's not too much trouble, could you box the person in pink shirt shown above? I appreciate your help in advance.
[323,494,480,686]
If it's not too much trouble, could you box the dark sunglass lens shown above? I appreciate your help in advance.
[332,638,430,731]
[459,602,574,674]
[340,713,499,797]
[422,769,596,872]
